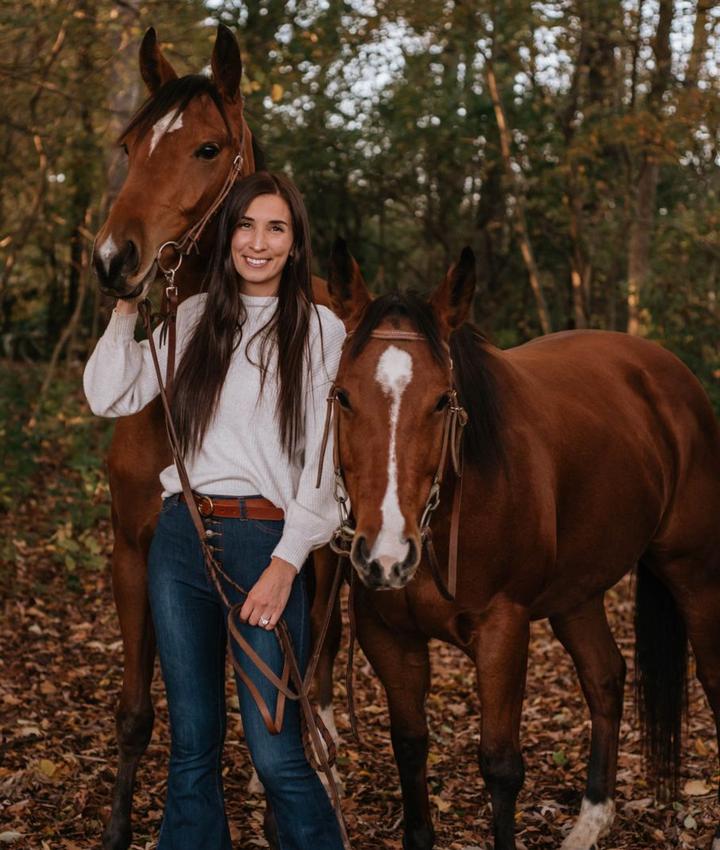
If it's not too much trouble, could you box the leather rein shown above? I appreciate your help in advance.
[316,329,468,602]
[134,136,351,848]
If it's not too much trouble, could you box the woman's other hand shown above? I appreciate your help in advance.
[240,556,297,629]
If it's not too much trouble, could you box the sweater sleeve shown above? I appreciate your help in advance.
[83,297,202,418]
[271,309,346,571]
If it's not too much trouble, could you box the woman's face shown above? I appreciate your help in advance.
[231,193,294,296]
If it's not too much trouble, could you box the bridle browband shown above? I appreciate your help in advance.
[316,327,468,602]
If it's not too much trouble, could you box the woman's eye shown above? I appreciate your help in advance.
[239,221,251,229]
[195,143,220,160]
[336,390,351,410]
[434,393,450,412]
[120,143,129,155]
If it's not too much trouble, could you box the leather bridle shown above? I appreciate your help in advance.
[153,120,247,402]
[316,328,468,602]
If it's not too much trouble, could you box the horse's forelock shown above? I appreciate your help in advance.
[118,74,233,145]
[348,292,446,367]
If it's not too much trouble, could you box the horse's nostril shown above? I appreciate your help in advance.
[404,538,419,569]
[122,240,139,276]
[93,238,140,290]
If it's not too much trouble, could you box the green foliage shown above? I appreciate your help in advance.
[0,361,113,571]
[1,0,718,410]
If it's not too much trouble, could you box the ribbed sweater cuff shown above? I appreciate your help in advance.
[272,529,312,573]
[106,309,138,344]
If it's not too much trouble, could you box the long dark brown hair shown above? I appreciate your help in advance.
[172,171,315,458]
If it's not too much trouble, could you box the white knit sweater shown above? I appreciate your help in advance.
[83,293,346,571]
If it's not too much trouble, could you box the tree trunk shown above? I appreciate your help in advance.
[626,0,673,335]
[485,59,552,334]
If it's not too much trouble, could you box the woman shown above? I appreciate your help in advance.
[84,172,346,850]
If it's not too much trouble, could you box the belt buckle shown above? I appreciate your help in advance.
[197,495,215,517]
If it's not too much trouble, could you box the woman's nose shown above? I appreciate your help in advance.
[250,229,267,251]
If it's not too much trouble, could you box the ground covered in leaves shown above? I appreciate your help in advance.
[1,362,718,849]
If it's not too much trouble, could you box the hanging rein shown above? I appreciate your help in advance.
[133,135,351,849]
[315,328,468,602]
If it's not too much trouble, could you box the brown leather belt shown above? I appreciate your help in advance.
[179,493,284,520]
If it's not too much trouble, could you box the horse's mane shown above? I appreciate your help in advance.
[349,292,504,474]
[118,75,233,144]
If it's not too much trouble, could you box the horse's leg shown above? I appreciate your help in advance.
[654,557,720,850]
[308,545,344,791]
[550,596,625,850]
[356,598,433,850]
[474,602,530,850]
[102,527,156,850]
[102,408,168,850]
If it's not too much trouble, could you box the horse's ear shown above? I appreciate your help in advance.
[139,28,178,94]
[327,237,372,329]
[429,247,476,331]
[211,24,243,103]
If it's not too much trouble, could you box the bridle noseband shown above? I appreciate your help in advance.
[316,328,468,601]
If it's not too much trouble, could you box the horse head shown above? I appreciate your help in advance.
[93,25,254,300]
[327,239,476,590]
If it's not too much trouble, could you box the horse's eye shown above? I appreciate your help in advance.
[120,143,129,155]
[195,143,220,160]
[434,393,450,412]
[336,390,351,410]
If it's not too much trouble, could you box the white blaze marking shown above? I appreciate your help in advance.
[370,345,413,576]
[98,235,117,272]
[149,110,183,156]
[560,797,615,850]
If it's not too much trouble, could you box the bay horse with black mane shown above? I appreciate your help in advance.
[91,25,338,850]
[324,240,720,850]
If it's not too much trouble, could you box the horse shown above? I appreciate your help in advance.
[91,26,340,849]
[323,238,720,850]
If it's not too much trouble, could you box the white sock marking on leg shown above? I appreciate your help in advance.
[560,797,615,850]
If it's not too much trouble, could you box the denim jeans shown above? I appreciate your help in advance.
[147,494,343,850]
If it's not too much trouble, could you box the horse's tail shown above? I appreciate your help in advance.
[634,558,688,799]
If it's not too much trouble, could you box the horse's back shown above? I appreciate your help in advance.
[505,329,718,450]
[500,329,720,582]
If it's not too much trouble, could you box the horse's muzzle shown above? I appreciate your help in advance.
[350,533,421,590]
[93,239,142,296]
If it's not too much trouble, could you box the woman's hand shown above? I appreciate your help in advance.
[240,557,297,629]
[114,298,142,316]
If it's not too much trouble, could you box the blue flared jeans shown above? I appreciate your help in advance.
[147,494,343,850]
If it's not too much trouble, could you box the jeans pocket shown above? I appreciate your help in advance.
[160,494,180,514]
[248,519,284,539]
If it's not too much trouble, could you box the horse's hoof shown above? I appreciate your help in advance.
[102,822,132,850]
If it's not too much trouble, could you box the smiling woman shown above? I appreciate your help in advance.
[83,171,347,850]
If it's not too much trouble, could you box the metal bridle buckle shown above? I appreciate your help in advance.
[197,495,215,517]
[420,480,441,530]
[157,241,183,281]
